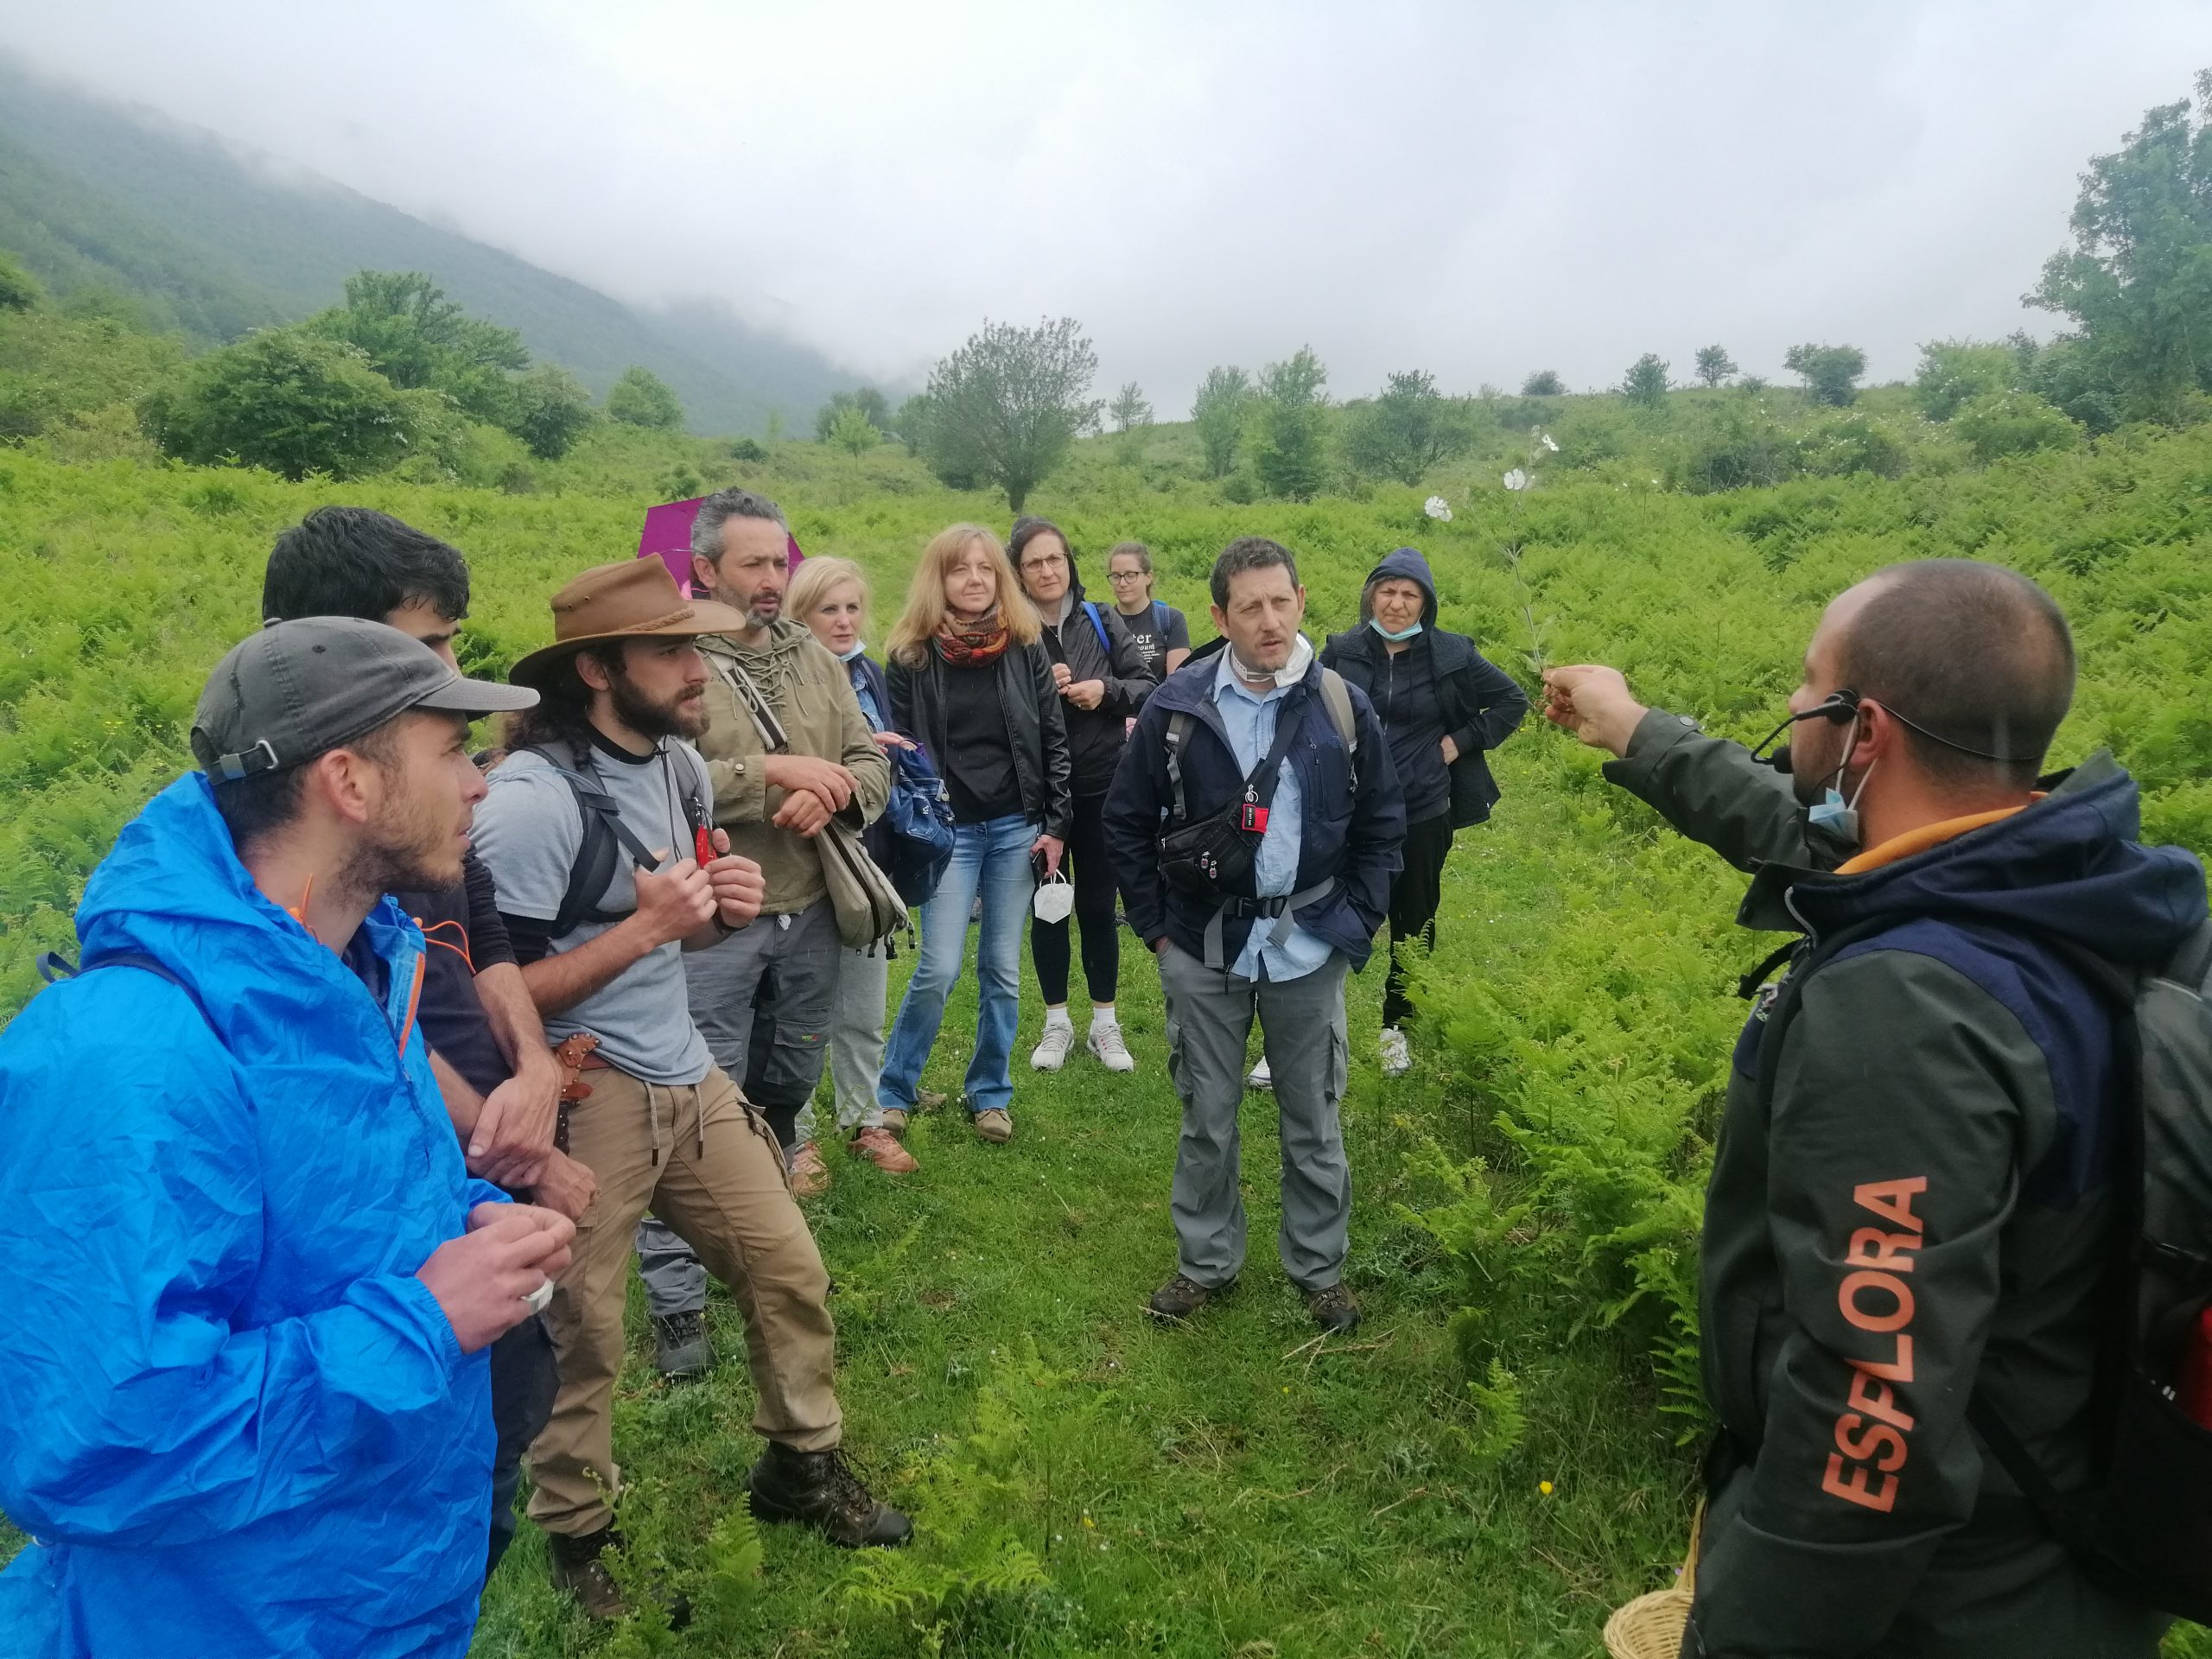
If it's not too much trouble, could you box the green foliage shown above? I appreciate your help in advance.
[1251,346,1329,499]
[1190,364,1251,477]
[1914,337,2021,421]
[815,386,892,442]
[0,249,41,310]
[1622,354,1670,409]
[308,270,529,430]
[506,363,595,461]
[607,365,684,429]
[1952,389,2082,463]
[1462,1360,1530,1463]
[1521,370,1565,397]
[0,299,182,445]
[1796,412,1910,480]
[1108,381,1152,433]
[1693,346,1736,389]
[1344,369,1475,484]
[893,393,930,456]
[2031,68,2212,425]
[921,316,1102,512]
[140,327,416,480]
[1783,342,1867,406]
[827,401,881,464]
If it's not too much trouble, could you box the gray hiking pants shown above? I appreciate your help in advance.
[796,943,889,1145]
[1157,942,1351,1289]
[639,899,841,1321]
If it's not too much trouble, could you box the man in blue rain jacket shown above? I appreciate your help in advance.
[0,619,573,1659]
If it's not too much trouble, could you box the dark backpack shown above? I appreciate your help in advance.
[519,742,710,939]
[879,742,957,907]
[1753,918,2212,1623]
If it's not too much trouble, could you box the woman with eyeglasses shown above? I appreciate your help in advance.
[1010,517,1155,1075]
[1103,541,1191,677]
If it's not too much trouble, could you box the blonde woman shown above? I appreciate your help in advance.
[880,525,1070,1142]
[785,556,920,1178]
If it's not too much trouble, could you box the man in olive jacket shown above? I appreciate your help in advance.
[1546,560,2202,1658]
[633,489,896,1376]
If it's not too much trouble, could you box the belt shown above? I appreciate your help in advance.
[1200,878,1338,971]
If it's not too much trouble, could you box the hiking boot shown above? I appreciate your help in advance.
[1148,1273,1231,1321]
[1031,1022,1073,1071]
[652,1310,711,1380]
[547,1526,690,1626]
[1379,1026,1411,1077]
[849,1126,918,1173]
[1246,1056,1273,1091]
[973,1108,1014,1144]
[1087,1023,1135,1072]
[879,1107,910,1135]
[788,1141,831,1197]
[1306,1282,1363,1334]
[747,1442,913,1548]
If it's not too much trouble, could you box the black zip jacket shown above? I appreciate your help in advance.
[1605,712,2202,1657]
[1038,577,1156,798]
[888,639,1072,840]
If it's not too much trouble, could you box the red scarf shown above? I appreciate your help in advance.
[933,610,1011,667]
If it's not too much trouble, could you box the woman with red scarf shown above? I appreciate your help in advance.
[878,524,1071,1143]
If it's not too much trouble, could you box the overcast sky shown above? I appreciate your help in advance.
[7,2,2207,409]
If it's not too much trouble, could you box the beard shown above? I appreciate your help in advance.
[610,664,708,741]
[346,792,467,899]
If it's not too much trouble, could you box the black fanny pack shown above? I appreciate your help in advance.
[1158,697,1304,899]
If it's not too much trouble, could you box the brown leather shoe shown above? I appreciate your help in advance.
[849,1126,918,1173]
[878,1108,910,1135]
[788,1141,831,1197]
[972,1109,1013,1144]
[547,1527,627,1621]
[1148,1273,1232,1321]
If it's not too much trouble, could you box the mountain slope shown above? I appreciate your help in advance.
[0,58,854,434]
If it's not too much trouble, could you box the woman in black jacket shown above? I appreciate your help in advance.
[1321,546,1529,1075]
[1009,517,1155,1075]
[880,524,1071,1144]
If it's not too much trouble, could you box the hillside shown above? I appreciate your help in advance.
[0,56,856,434]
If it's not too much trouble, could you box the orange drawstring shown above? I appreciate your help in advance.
[397,952,425,1058]
[285,874,319,943]
[416,917,476,975]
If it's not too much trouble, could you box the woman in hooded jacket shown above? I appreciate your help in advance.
[1009,516,1156,1074]
[1321,547,1529,1075]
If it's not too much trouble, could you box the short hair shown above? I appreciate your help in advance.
[210,717,405,851]
[263,507,469,624]
[1834,559,2075,791]
[1211,537,1300,609]
[691,488,788,565]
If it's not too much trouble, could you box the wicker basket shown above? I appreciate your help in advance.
[1602,1506,1700,1659]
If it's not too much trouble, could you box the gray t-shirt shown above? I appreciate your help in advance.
[473,741,715,1086]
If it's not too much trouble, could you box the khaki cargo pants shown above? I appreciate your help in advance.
[526,1062,842,1537]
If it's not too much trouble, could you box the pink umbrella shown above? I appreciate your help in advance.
[639,497,803,595]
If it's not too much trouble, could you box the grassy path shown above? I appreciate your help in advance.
[472,761,1693,1659]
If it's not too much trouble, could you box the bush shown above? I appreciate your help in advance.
[140,327,416,480]
[1797,413,1910,479]
[1674,410,1798,493]
[509,364,596,460]
[1913,339,2018,422]
[1952,390,2082,463]
[607,365,684,429]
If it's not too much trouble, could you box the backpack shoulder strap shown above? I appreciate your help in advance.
[1319,666,1359,791]
[37,950,213,1027]
[1084,601,1113,659]
[1165,711,1195,823]
[522,744,660,938]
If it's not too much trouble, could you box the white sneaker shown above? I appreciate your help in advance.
[1246,1056,1273,1090]
[1380,1026,1411,1077]
[1031,1022,1074,1071]
[1087,1023,1135,1072]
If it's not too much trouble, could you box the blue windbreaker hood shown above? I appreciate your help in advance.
[0,773,497,1659]
[1365,547,1439,626]
[1760,753,2206,969]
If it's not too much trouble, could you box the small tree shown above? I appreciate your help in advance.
[510,363,595,460]
[308,270,529,431]
[141,327,416,480]
[1252,346,1330,500]
[1783,343,1868,406]
[1109,381,1153,432]
[1521,370,1565,397]
[921,316,1102,512]
[0,251,43,311]
[1913,339,2019,421]
[1694,345,1737,388]
[827,402,880,467]
[765,409,787,443]
[607,365,684,429]
[1191,365,1251,477]
[1344,369,1472,484]
[893,393,931,456]
[1623,353,1671,409]
[814,386,891,441]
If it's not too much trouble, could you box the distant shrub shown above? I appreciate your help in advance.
[1521,370,1565,397]
[509,364,596,460]
[1952,390,2082,463]
[0,251,42,311]
[1913,339,2019,422]
[1675,410,1798,493]
[1550,405,1631,469]
[1783,342,1867,406]
[607,365,685,429]
[140,327,416,480]
[726,436,768,463]
[1797,412,1910,479]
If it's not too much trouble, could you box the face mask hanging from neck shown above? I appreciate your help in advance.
[1369,617,1423,643]
[1806,717,1876,846]
[836,641,868,664]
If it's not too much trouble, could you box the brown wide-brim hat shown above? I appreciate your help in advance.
[509,557,751,689]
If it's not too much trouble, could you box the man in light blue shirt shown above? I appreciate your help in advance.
[1104,537,1406,1333]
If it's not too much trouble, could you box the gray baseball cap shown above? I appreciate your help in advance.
[191,616,538,782]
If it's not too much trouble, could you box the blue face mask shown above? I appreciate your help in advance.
[1807,732,1876,847]
[1369,617,1423,643]
[836,640,868,664]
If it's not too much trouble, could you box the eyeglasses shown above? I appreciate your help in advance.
[1106,570,1147,583]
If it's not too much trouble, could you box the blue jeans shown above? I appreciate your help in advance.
[880,813,1034,1116]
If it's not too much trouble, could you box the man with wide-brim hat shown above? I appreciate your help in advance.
[472,559,912,1621]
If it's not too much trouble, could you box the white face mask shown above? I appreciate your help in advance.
[1032,870,1074,923]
